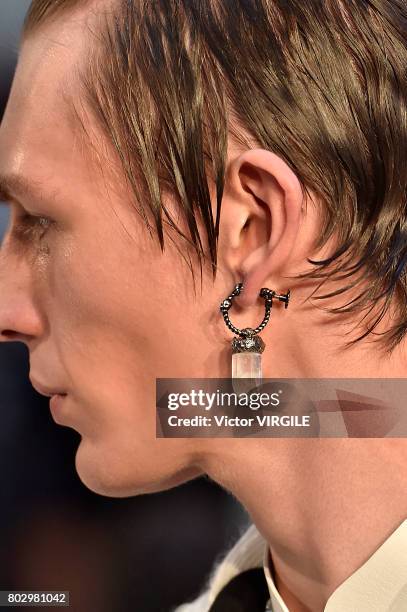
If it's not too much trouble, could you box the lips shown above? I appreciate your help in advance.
[50,393,67,414]
[29,377,67,398]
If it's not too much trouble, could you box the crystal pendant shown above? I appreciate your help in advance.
[231,328,265,395]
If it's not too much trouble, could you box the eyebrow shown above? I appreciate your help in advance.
[0,174,45,205]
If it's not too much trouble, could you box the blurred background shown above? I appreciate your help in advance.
[0,2,248,611]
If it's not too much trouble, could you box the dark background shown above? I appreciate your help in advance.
[0,3,248,611]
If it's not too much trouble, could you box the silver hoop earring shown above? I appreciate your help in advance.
[220,282,290,383]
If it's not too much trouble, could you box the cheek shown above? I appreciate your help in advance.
[41,222,222,437]
[46,222,154,343]
[39,229,156,414]
[53,224,215,370]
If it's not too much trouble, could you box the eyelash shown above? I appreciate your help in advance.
[14,213,54,241]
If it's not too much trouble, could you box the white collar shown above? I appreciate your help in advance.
[204,519,407,611]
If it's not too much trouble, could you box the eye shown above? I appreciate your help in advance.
[14,213,54,241]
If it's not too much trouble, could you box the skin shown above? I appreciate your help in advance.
[0,7,406,612]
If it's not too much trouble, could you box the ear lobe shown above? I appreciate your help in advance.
[232,149,304,308]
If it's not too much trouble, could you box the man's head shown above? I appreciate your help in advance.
[0,0,405,497]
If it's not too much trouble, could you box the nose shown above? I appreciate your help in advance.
[0,244,43,344]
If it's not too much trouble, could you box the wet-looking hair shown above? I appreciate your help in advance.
[24,0,407,353]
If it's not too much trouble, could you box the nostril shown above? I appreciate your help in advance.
[1,330,19,340]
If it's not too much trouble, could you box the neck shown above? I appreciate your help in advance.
[201,324,407,611]
[202,438,407,611]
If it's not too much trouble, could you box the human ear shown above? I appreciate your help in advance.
[219,148,304,308]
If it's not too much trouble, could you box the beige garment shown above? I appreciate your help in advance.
[175,519,407,612]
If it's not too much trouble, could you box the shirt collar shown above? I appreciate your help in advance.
[263,519,407,611]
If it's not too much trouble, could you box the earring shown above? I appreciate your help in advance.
[220,283,290,387]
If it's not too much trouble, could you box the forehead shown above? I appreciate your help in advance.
[2,10,89,136]
[0,8,104,196]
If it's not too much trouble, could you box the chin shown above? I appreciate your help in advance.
[74,437,203,498]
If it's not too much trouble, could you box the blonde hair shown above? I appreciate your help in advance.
[24,0,407,352]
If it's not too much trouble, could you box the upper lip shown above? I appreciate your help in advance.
[29,377,67,398]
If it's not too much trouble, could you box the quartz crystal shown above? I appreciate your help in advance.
[232,352,263,395]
